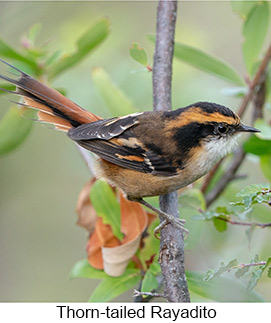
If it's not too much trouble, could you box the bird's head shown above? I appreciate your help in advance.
[164,102,260,165]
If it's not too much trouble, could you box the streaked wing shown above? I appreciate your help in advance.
[77,139,151,173]
[68,113,142,140]
[68,114,177,176]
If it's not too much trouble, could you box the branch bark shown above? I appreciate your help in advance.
[152,0,190,302]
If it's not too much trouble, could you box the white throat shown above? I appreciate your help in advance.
[195,135,239,177]
[204,135,238,160]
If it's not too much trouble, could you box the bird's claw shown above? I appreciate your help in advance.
[153,215,189,240]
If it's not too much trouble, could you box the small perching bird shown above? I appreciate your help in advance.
[0,59,259,235]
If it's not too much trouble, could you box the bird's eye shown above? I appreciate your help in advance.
[217,124,228,134]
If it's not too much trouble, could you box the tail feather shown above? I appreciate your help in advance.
[37,111,72,131]
[0,59,102,131]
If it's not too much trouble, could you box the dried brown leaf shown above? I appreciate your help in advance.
[87,192,148,276]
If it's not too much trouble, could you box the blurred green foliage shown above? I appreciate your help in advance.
[91,67,137,116]
[204,255,271,293]
[0,1,270,302]
[242,2,270,75]
[0,107,34,156]
[48,18,111,79]
[151,35,246,86]
[0,18,110,157]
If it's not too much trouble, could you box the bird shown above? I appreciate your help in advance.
[0,59,259,236]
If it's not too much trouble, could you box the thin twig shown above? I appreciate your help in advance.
[238,261,267,268]
[217,217,271,229]
[152,0,190,303]
[238,43,271,117]
[226,261,267,274]
[203,43,271,206]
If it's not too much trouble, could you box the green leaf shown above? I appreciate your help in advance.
[254,257,271,287]
[187,271,264,302]
[0,107,33,156]
[70,259,107,280]
[264,257,271,270]
[193,206,231,221]
[243,135,271,156]
[231,1,258,19]
[254,119,271,140]
[242,2,270,75]
[149,259,161,276]
[248,268,264,291]
[148,35,245,85]
[237,184,269,198]
[216,206,231,215]
[174,42,245,85]
[130,43,148,66]
[77,19,109,52]
[151,37,244,85]
[235,265,251,279]
[92,67,137,116]
[90,180,123,240]
[196,206,231,232]
[88,268,140,302]
[49,18,110,79]
[0,38,37,71]
[141,269,158,294]
[192,210,216,221]
[138,218,160,269]
[260,155,271,182]
[204,259,238,281]
[212,216,228,232]
[234,184,271,209]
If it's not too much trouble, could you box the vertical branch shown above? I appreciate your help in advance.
[152,0,176,110]
[152,0,190,302]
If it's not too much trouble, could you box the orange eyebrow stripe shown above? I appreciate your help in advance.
[116,154,144,162]
[164,107,240,133]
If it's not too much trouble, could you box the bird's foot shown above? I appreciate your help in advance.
[134,197,189,239]
[153,210,189,239]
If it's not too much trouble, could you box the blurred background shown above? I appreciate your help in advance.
[0,1,270,301]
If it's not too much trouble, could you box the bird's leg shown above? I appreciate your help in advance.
[135,198,189,239]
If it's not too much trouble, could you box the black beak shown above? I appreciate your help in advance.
[236,124,260,133]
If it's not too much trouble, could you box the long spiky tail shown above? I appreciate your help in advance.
[0,59,102,131]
